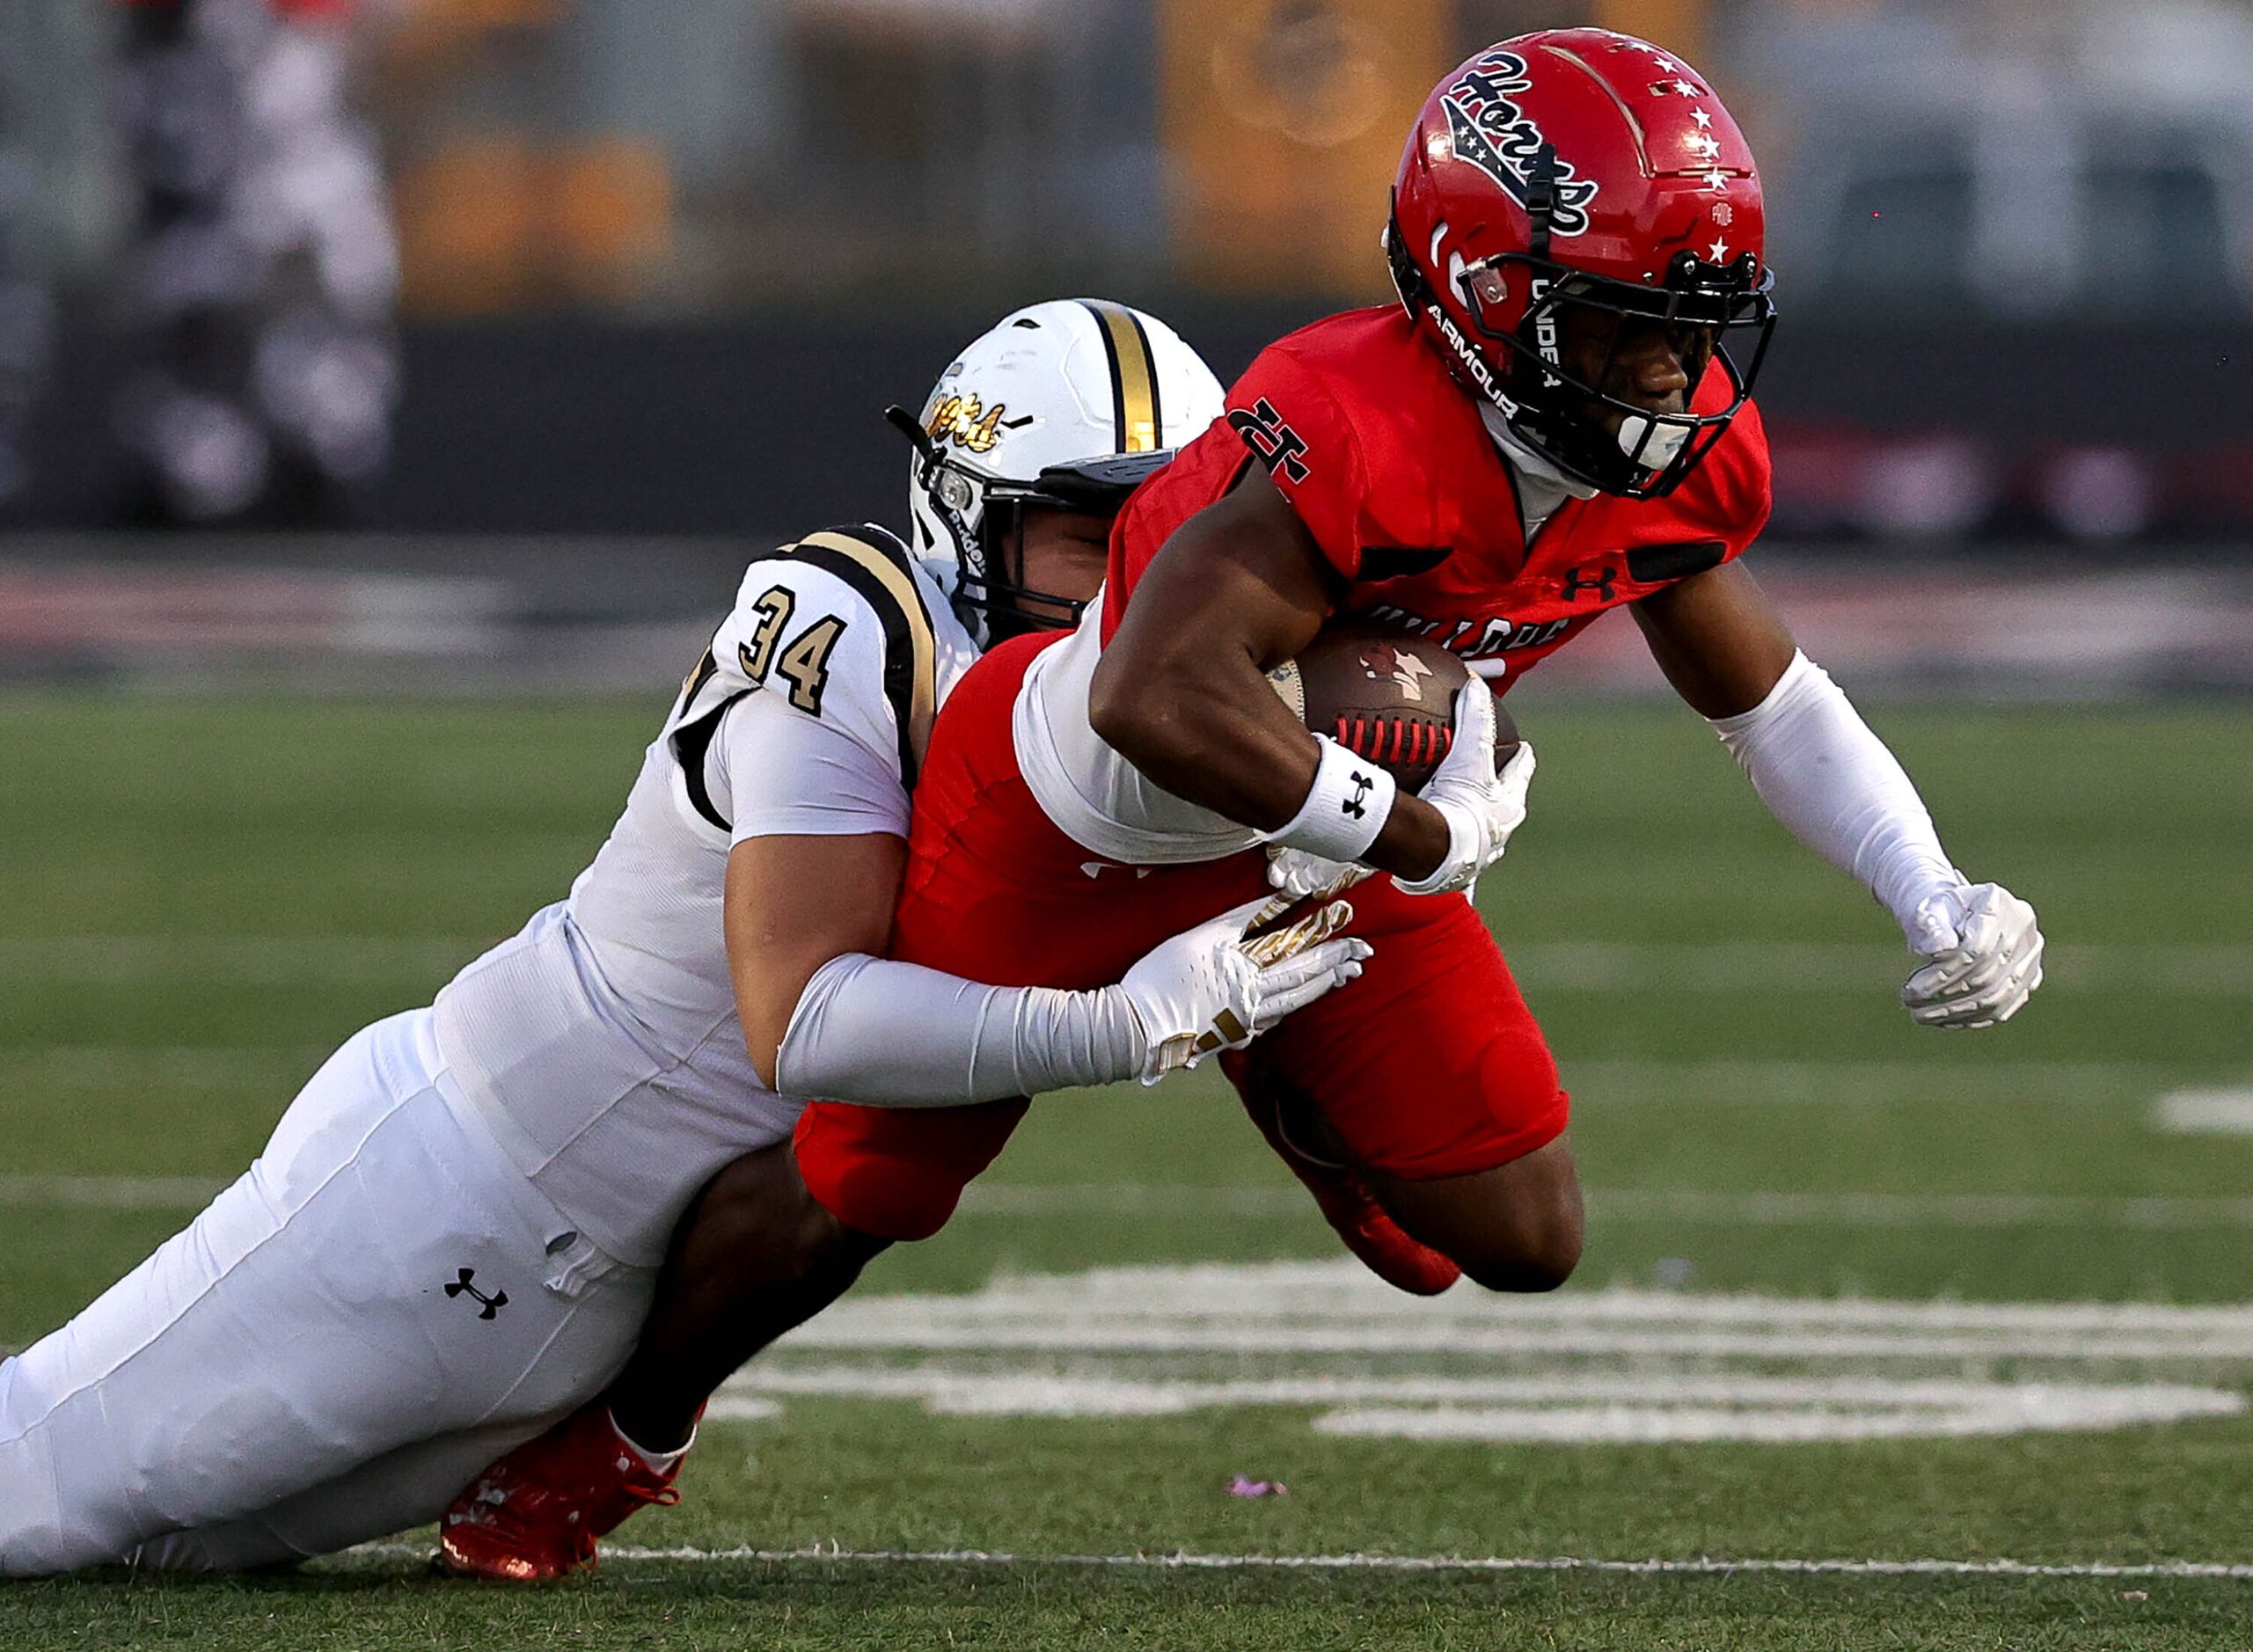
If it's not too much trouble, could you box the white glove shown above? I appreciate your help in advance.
[1900,881,2045,1029]
[1393,683,1536,897]
[1265,845,1375,901]
[1123,895,1371,1084]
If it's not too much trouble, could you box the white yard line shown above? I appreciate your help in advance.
[0,1173,228,1209]
[1510,941,2253,997]
[1591,1187,2253,1229]
[959,1183,2253,1230]
[3,936,2249,994]
[760,1261,2253,1364]
[0,935,484,985]
[0,1044,2191,1110]
[709,1368,2241,1442]
[2153,1088,2253,1135]
[0,1046,320,1089]
[342,1540,2253,1580]
[1562,1059,2161,1104]
[11,1173,2253,1231]
[722,1262,2253,1441]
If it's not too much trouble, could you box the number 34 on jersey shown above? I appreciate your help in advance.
[664,525,978,828]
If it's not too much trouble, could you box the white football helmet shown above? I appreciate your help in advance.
[896,298,1225,644]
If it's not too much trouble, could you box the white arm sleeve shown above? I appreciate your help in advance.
[1709,651,1964,938]
[774,952,1143,1106]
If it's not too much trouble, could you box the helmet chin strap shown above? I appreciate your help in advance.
[1525,143,1556,261]
[884,403,942,473]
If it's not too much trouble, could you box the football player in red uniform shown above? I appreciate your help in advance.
[786,28,2043,1284]
[449,30,2045,1574]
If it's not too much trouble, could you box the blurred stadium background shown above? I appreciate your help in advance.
[5,3,2253,1644]
[1,0,2249,694]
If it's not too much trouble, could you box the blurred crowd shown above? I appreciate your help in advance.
[1,0,2247,528]
[4,0,396,523]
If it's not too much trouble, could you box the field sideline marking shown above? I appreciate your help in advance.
[18,1175,2253,1232]
[2153,1088,2253,1135]
[0,1174,229,1209]
[0,1047,2193,1107]
[0,1046,324,1089]
[1568,1058,2162,1105]
[742,1260,2253,1369]
[712,1367,2239,1442]
[344,1540,2253,1581]
[959,1183,2253,1231]
[4,936,2249,995]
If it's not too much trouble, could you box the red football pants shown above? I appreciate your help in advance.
[793,631,1569,1241]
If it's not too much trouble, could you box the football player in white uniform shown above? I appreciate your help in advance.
[0,301,1366,1576]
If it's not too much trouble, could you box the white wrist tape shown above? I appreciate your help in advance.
[1260,735,1395,864]
[1709,651,1963,934]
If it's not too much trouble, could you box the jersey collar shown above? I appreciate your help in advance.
[1479,403,1598,534]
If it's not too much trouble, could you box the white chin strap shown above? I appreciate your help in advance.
[1618,411,1692,473]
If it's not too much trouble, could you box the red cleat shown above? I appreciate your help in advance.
[1233,1065,1461,1297]
[437,1405,684,1582]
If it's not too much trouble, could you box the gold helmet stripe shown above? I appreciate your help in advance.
[1079,299,1162,454]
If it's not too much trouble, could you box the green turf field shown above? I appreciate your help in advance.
[4,691,2252,1648]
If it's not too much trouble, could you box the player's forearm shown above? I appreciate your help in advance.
[1088,640,1318,829]
[1088,644,1452,879]
[774,953,1143,1105]
[1709,650,1962,932]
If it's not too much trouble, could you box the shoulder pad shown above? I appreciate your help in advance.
[774,525,939,784]
[666,523,941,837]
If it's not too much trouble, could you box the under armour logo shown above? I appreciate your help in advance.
[1560,562,1619,603]
[444,1268,508,1321]
[1342,771,1373,819]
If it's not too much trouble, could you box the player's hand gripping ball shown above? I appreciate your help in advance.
[1265,625,1527,900]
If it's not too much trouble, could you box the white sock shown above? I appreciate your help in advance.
[608,1409,694,1473]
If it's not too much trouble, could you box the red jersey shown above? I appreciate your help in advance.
[1102,305,1772,688]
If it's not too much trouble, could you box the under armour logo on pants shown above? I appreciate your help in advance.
[443,1268,508,1321]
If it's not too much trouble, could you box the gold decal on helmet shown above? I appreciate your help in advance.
[925,394,1008,454]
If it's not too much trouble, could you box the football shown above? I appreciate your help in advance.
[1269,623,1520,792]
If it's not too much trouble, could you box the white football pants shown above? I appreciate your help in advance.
[0,1010,655,1575]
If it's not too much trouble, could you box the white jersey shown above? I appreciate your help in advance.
[431,525,980,1267]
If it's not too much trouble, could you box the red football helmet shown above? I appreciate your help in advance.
[1386,30,1777,498]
